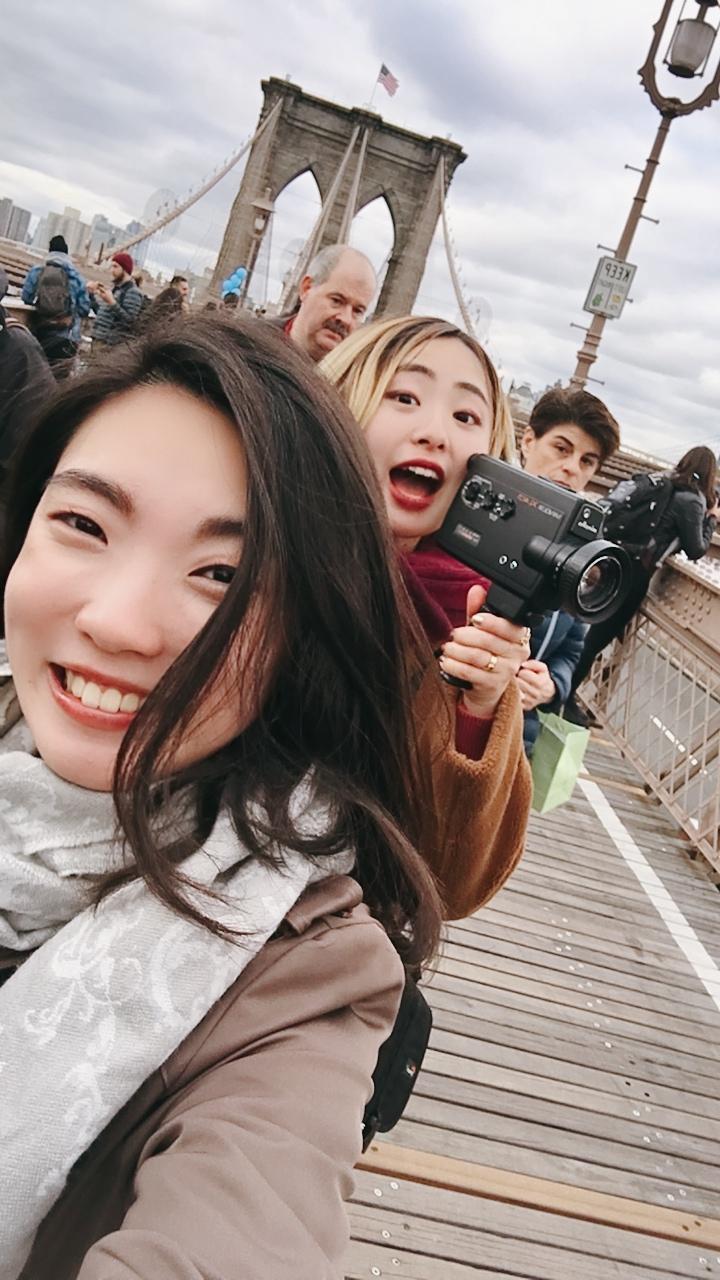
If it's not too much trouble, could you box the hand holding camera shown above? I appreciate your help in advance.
[439,584,531,719]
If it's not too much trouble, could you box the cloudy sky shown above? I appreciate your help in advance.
[3,0,719,458]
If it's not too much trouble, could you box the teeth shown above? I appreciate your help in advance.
[81,681,101,709]
[62,670,145,715]
[405,466,439,481]
[99,687,122,713]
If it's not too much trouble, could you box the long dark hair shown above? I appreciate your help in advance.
[672,446,717,507]
[0,316,442,967]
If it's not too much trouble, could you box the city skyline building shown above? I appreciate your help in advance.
[0,196,32,243]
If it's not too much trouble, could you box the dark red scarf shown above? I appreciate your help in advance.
[402,542,490,645]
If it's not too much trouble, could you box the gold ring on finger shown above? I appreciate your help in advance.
[484,653,498,672]
[522,627,531,645]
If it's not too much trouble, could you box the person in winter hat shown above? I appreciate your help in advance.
[21,235,91,379]
[86,250,143,348]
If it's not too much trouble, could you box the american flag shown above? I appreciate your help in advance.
[378,63,399,97]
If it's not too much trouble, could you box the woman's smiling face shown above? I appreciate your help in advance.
[3,383,249,791]
[363,337,494,552]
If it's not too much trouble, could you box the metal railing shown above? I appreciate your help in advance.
[581,554,720,877]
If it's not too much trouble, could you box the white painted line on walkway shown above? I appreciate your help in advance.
[578,777,720,1014]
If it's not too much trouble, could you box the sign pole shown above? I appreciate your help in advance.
[571,112,673,388]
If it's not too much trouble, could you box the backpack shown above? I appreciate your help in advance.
[35,263,72,322]
[361,975,432,1151]
[601,471,675,559]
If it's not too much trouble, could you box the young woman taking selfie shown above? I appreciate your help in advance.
[323,315,532,920]
[0,316,443,1280]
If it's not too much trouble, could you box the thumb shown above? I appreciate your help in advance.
[466,584,487,624]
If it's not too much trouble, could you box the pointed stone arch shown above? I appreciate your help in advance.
[349,193,395,287]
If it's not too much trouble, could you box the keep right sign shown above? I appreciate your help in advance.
[583,256,637,319]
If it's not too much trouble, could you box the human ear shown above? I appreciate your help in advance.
[520,427,535,466]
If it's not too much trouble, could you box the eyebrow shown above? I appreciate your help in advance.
[553,435,601,459]
[399,363,490,405]
[46,469,245,539]
[329,290,366,310]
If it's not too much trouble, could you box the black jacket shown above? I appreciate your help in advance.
[653,485,716,563]
[0,308,55,468]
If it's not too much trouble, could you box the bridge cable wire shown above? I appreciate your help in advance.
[338,127,370,244]
[101,99,283,263]
[439,154,476,338]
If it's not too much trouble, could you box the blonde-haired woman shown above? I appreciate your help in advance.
[323,316,531,920]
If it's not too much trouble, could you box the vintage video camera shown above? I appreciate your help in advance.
[437,455,631,624]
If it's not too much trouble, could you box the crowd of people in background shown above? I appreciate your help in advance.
[0,232,717,722]
[2,234,718,708]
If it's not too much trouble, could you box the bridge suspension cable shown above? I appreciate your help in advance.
[101,99,283,263]
[338,127,370,244]
[439,154,477,339]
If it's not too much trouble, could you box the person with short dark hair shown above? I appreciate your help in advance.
[86,252,144,349]
[523,387,621,475]
[169,274,189,300]
[21,235,91,379]
[566,443,718,724]
[517,388,621,751]
[222,290,239,311]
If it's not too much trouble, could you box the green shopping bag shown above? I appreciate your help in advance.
[531,710,590,813]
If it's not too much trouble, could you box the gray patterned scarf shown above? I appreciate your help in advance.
[0,669,353,1279]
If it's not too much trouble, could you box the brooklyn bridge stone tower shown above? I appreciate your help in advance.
[212,76,466,314]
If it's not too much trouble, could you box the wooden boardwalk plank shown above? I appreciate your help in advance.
[426,986,720,1085]
[351,1171,713,1278]
[450,918,711,997]
[440,937,720,1020]
[420,1047,720,1139]
[426,1027,720,1124]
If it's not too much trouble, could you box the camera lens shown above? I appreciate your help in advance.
[557,540,631,623]
[577,555,623,613]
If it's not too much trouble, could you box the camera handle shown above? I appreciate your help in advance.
[440,670,473,692]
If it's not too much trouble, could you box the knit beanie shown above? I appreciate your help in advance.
[112,252,134,276]
[49,235,68,254]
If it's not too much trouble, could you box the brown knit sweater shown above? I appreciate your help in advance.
[413,664,531,921]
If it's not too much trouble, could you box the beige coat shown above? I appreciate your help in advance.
[16,876,403,1280]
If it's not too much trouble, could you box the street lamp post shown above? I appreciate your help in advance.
[571,0,720,389]
[239,189,274,308]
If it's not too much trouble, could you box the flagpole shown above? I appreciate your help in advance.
[365,67,380,111]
